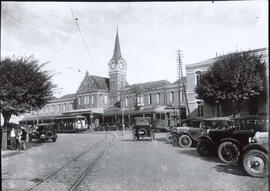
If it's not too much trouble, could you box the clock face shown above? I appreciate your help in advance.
[119,63,124,70]
[111,63,116,69]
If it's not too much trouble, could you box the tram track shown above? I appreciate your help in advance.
[24,132,115,191]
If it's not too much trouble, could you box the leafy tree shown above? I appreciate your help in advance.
[195,50,266,116]
[0,56,56,127]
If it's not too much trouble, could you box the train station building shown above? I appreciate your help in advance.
[20,30,268,131]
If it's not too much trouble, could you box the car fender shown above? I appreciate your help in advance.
[198,135,218,148]
[242,143,268,154]
[219,138,243,149]
[179,133,195,141]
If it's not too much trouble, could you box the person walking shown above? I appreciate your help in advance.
[9,127,16,150]
[20,127,27,150]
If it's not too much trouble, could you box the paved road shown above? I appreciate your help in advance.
[2,131,268,191]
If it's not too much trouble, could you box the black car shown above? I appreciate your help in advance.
[242,132,268,177]
[29,123,58,142]
[196,115,268,165]
[133,117,155,141]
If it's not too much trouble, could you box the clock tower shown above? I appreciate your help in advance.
[108,29,127,104]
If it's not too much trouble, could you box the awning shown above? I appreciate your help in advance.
[54,115,86,120]
[103,105,178,116]
[62,108,103,115]
[20,114,63,122]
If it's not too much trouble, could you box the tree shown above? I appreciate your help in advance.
[195,50,266,116]
[0,55,55,126]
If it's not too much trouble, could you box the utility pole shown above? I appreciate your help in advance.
[177,50,190,126]
[121,94,125,136]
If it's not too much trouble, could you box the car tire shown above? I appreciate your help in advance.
[166,134,172,143]
[197,139,214,157]
[218,141,240,165]
[242,149,268,178]
[52,138,56,142]
[138,128,147,137]
[46,131,54,139]
[171,134,179,146]
[178,135,193,148]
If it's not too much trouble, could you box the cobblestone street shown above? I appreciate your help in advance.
[2,131,268,191]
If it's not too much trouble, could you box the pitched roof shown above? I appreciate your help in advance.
[124,80,171,93]
[112,29,122,61]
[173,77,187,85]
[47,93,76,103]
[77,74,110,93]
[186,48,267,69]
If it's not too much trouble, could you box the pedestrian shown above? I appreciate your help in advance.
[15,129,20,150]
[20,127,28,150]
[9,127,16,150]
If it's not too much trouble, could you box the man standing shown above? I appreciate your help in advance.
[20,127,27,150]
[9,127,16,150]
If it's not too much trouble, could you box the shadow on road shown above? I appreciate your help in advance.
[121,139,152,142]
[214,163,249,177]
[2,142,46,158]
[179,149,251,177]
[178,148,220,163]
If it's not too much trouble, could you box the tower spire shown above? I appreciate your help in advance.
[113,28,122,60]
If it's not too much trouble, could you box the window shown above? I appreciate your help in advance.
[157,93,160,104]
[170,91,174,103]
[57,104,60,113]
[195,71,202,85]
[148,94,152,105]
[125,96,128,107]
[197,101,203,117]
[91,94,95,105]
[104,95,108,104]
[78,96,81,105]
[64,103,66,112]
[85,95,89,104]
[137,95,144,105]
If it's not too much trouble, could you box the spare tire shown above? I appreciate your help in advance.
[138,128,147,137]
[45,131,54,138]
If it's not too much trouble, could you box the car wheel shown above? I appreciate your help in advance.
[46,131,54,139]
[197,139,214,156]
[242,149,268,178]
[179,135,193,148]
[171,134,179,146]
[166,134,172,143]
[218,141,240,165]
[52,138,56,142]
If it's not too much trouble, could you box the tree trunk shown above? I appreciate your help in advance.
[1,110,12,150]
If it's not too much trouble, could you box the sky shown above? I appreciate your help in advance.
[1,1,268,99]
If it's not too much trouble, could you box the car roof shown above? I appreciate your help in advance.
[233,115,268,120]
[37,123,55,126]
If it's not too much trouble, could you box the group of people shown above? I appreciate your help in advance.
[8,127,28,150]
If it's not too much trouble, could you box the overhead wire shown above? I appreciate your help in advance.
[68,3,96,73]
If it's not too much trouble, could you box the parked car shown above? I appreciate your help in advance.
[242,131,268,177]
[167,117,233,147]
[197,115,268,165]
[166,117,203,145]
[178,117,234,148]
[133,117,155,141]
[29,123,58,142]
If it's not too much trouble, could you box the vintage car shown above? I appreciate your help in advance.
[197,115,268,165]
[167,117,233,147]
[133,117,155,141]
[29,123,58,142]
[166,117,203,145]
[242,131,268,177]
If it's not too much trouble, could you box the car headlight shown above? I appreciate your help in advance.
[249,137,256,143]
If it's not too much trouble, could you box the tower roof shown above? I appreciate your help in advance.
[112,29,122,60]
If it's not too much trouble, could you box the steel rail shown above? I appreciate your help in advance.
[69,133,116,191]
[24,133,109,191]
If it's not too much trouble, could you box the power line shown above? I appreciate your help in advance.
[68,4,95,70]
